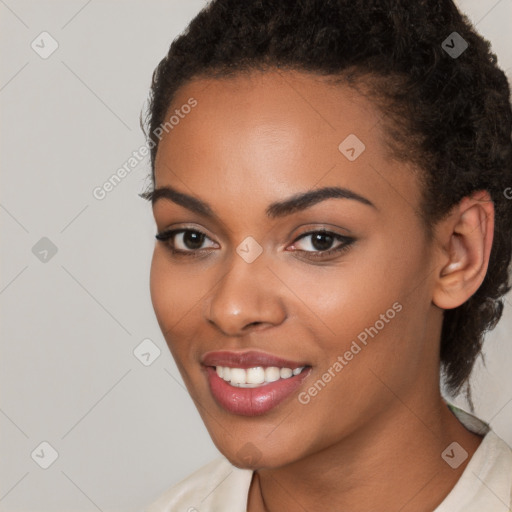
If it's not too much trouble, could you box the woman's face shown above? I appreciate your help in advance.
[150,70,441,469]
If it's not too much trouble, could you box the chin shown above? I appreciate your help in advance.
[219,442,301,471]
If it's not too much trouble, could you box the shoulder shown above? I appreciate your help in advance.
[435,427,512,510]
[144,456,253,512]
[460,430,512,511]
[435,401,512,510]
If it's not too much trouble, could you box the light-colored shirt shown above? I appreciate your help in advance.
[145,403,512,511]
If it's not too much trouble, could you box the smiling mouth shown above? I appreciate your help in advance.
[203,364,312,416]
[201,350,312,415]
[213,365,309,387]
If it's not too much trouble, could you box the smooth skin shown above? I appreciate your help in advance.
[149,70,494,512]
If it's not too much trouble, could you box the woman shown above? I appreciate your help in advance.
[141,0,512,510]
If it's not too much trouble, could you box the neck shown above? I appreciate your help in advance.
[248,392,483,512]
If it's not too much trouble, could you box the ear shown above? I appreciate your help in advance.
[432,190,494,310]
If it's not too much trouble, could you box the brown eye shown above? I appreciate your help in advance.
[155,229,218,253]
[310,232,335,251]
[293,231,344,252]
[289,230,355,260]
[182,231,205,250]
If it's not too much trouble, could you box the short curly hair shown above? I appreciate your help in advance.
[141,0,512,406]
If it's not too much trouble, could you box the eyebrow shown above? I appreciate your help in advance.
[140,185,376,218]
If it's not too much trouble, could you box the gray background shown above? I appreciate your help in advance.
[0,1,511,511]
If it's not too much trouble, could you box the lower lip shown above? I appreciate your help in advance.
[205,366,311,416]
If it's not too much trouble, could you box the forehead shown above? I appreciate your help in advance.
[153,69,420,218]
[156,70,382,167]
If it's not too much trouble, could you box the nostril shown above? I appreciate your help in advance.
[244,321,269,332]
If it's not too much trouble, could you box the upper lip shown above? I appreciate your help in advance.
[201,350,309,369]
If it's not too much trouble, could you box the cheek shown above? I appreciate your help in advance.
[275,232,431,370]
[149,250,208,389]
[272,245,409,337]
[149,249,202,346]
[149,250,175,331]
[149,247,240,379]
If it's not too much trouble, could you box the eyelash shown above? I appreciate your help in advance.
[155,228,355,260]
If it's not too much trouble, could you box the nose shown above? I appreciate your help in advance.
[204,254,287,336]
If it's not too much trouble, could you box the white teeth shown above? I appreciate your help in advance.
[214,365,306,387]
[230,368,246,385]
[280,368,293,379]
[246,367,265,385]
[265,366,281,382]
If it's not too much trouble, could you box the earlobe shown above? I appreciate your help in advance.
[432,191,494,310]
